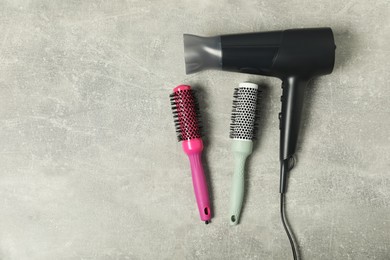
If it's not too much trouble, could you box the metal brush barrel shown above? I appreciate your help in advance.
[230,83,259,140]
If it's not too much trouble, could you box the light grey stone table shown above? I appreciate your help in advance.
[0,0,389,259]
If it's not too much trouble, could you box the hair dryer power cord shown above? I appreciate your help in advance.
[280,193,299,260]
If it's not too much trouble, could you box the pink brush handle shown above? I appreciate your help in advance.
[182,138,211,222]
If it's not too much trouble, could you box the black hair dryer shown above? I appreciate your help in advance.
[183,28,336,194]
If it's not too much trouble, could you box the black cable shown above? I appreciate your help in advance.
[280,193,299,260]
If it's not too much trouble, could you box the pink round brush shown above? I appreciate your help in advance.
[170,85,211,224]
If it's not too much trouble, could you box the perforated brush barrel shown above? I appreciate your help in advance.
[170,85,202,141]
[230,83,260,140]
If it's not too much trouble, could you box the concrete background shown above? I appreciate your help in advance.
[0,0,389,259]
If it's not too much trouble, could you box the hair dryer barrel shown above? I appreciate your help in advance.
[184,28,335,78]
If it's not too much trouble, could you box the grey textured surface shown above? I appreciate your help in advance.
[0,0,389,259]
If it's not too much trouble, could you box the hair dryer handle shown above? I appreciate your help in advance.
[279,77,307,193]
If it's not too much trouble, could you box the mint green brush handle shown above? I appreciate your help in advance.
[229,140,253,225]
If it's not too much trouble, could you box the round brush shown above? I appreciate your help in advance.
[229,82,260,225]
[170,85,211,224]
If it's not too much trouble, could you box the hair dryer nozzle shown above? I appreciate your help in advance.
[183,34,222,74]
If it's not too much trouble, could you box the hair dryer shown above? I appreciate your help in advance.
[183,28,336,194]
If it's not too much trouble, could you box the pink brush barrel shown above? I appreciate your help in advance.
[171,85,211,223]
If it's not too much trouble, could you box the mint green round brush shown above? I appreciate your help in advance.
[229,82,260,225]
